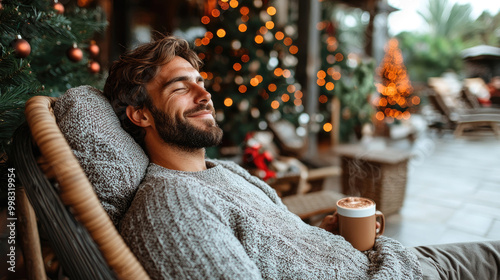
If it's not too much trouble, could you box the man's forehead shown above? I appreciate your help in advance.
[156,57,199,79]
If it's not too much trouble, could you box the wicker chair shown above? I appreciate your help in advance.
[11,96,149,279]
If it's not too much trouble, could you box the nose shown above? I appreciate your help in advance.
[193,83,211,104]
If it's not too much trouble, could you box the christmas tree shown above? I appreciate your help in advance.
[194,0,302,150]
[0,0,107,157]
[374,38,419,123]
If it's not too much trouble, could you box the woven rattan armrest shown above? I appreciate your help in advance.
[282,190,344,220]
[23,96,149,279]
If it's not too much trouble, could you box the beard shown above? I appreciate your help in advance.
[148,103,223,152]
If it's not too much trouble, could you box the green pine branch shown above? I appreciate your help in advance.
[0,0,108,157]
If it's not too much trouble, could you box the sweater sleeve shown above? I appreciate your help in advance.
[120,178,263,280]
[365,236,423,279]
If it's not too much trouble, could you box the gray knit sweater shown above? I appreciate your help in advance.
[120,159,422,279]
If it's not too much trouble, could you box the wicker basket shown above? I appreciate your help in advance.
[336,144,411,216]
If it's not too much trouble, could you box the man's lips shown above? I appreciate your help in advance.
[187,110,214,119]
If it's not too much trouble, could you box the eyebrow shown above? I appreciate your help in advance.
[160,75,205,91]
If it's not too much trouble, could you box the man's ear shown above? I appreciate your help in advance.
[126,105,152,128]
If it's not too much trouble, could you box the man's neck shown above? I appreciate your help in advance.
[147,142,207,172]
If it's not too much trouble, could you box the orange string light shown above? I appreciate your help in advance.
[323,122,333,132]
[254,35,264,44]
[238,24,247,32]
[267,6,276,16]
[271,100,280,109]
[275,31,284,40]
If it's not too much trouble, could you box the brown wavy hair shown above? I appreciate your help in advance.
[103,35,202,147]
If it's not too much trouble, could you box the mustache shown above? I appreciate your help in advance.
[183,104,215,116]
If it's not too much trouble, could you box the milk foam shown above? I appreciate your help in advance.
[336,197,376,218]
[337,197,374,209]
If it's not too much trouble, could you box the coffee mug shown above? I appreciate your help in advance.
[336,197,385,251]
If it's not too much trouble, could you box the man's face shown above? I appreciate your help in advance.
[145,56,223,151]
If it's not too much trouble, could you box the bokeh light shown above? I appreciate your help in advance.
[224,98,233,107]
[201,16,210,24]
[275,31,284,40]
[323,122,333,132]
[217,29,226,38]
[271,100,280,109]
[268,83,277,92]
[267,6,276,16]
[255,35,264,44]
[233,63,242,71]
[238,24,247,32]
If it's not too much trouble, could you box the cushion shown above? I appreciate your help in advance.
[54,85,149,227]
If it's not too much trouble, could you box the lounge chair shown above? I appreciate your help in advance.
[460,85,500,114]
[426,87,500,138]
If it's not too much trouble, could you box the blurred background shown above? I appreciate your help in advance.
[2,0,500,156]
[2,0,499,159]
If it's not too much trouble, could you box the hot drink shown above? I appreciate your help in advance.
[337,197,374,210]
[336,197,385,251]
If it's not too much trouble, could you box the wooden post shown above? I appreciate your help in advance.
[364,0,376,57]
[331,96,340,147]
[16,187,46,280]
[304,0,321,158]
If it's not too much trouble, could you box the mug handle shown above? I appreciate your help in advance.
[375,210,385,236]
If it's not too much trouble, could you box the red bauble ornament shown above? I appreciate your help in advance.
[12,37,31,58]
[88,42,100,58]
[67,46,83,62]
[54,2,64,14]
[88,61,100,73]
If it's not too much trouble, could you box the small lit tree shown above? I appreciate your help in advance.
[374,38,419,124]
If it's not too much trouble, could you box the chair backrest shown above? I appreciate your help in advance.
[460,86,482,109]
[267,117,308,158]
[13,96,149,279]
[426,88,455,123]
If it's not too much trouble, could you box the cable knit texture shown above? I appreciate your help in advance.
[120,159,423,279]
[54,86,149,227]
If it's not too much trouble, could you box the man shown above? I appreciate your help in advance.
[104,35,499,279]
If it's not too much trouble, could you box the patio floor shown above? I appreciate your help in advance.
[325,131,500,247]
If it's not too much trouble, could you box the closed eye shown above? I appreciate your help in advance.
[164,76,205,94]
[173,87,188,93]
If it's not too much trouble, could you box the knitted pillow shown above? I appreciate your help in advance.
[54,85,149,227]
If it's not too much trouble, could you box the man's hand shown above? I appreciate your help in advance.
[319,212,340,235]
